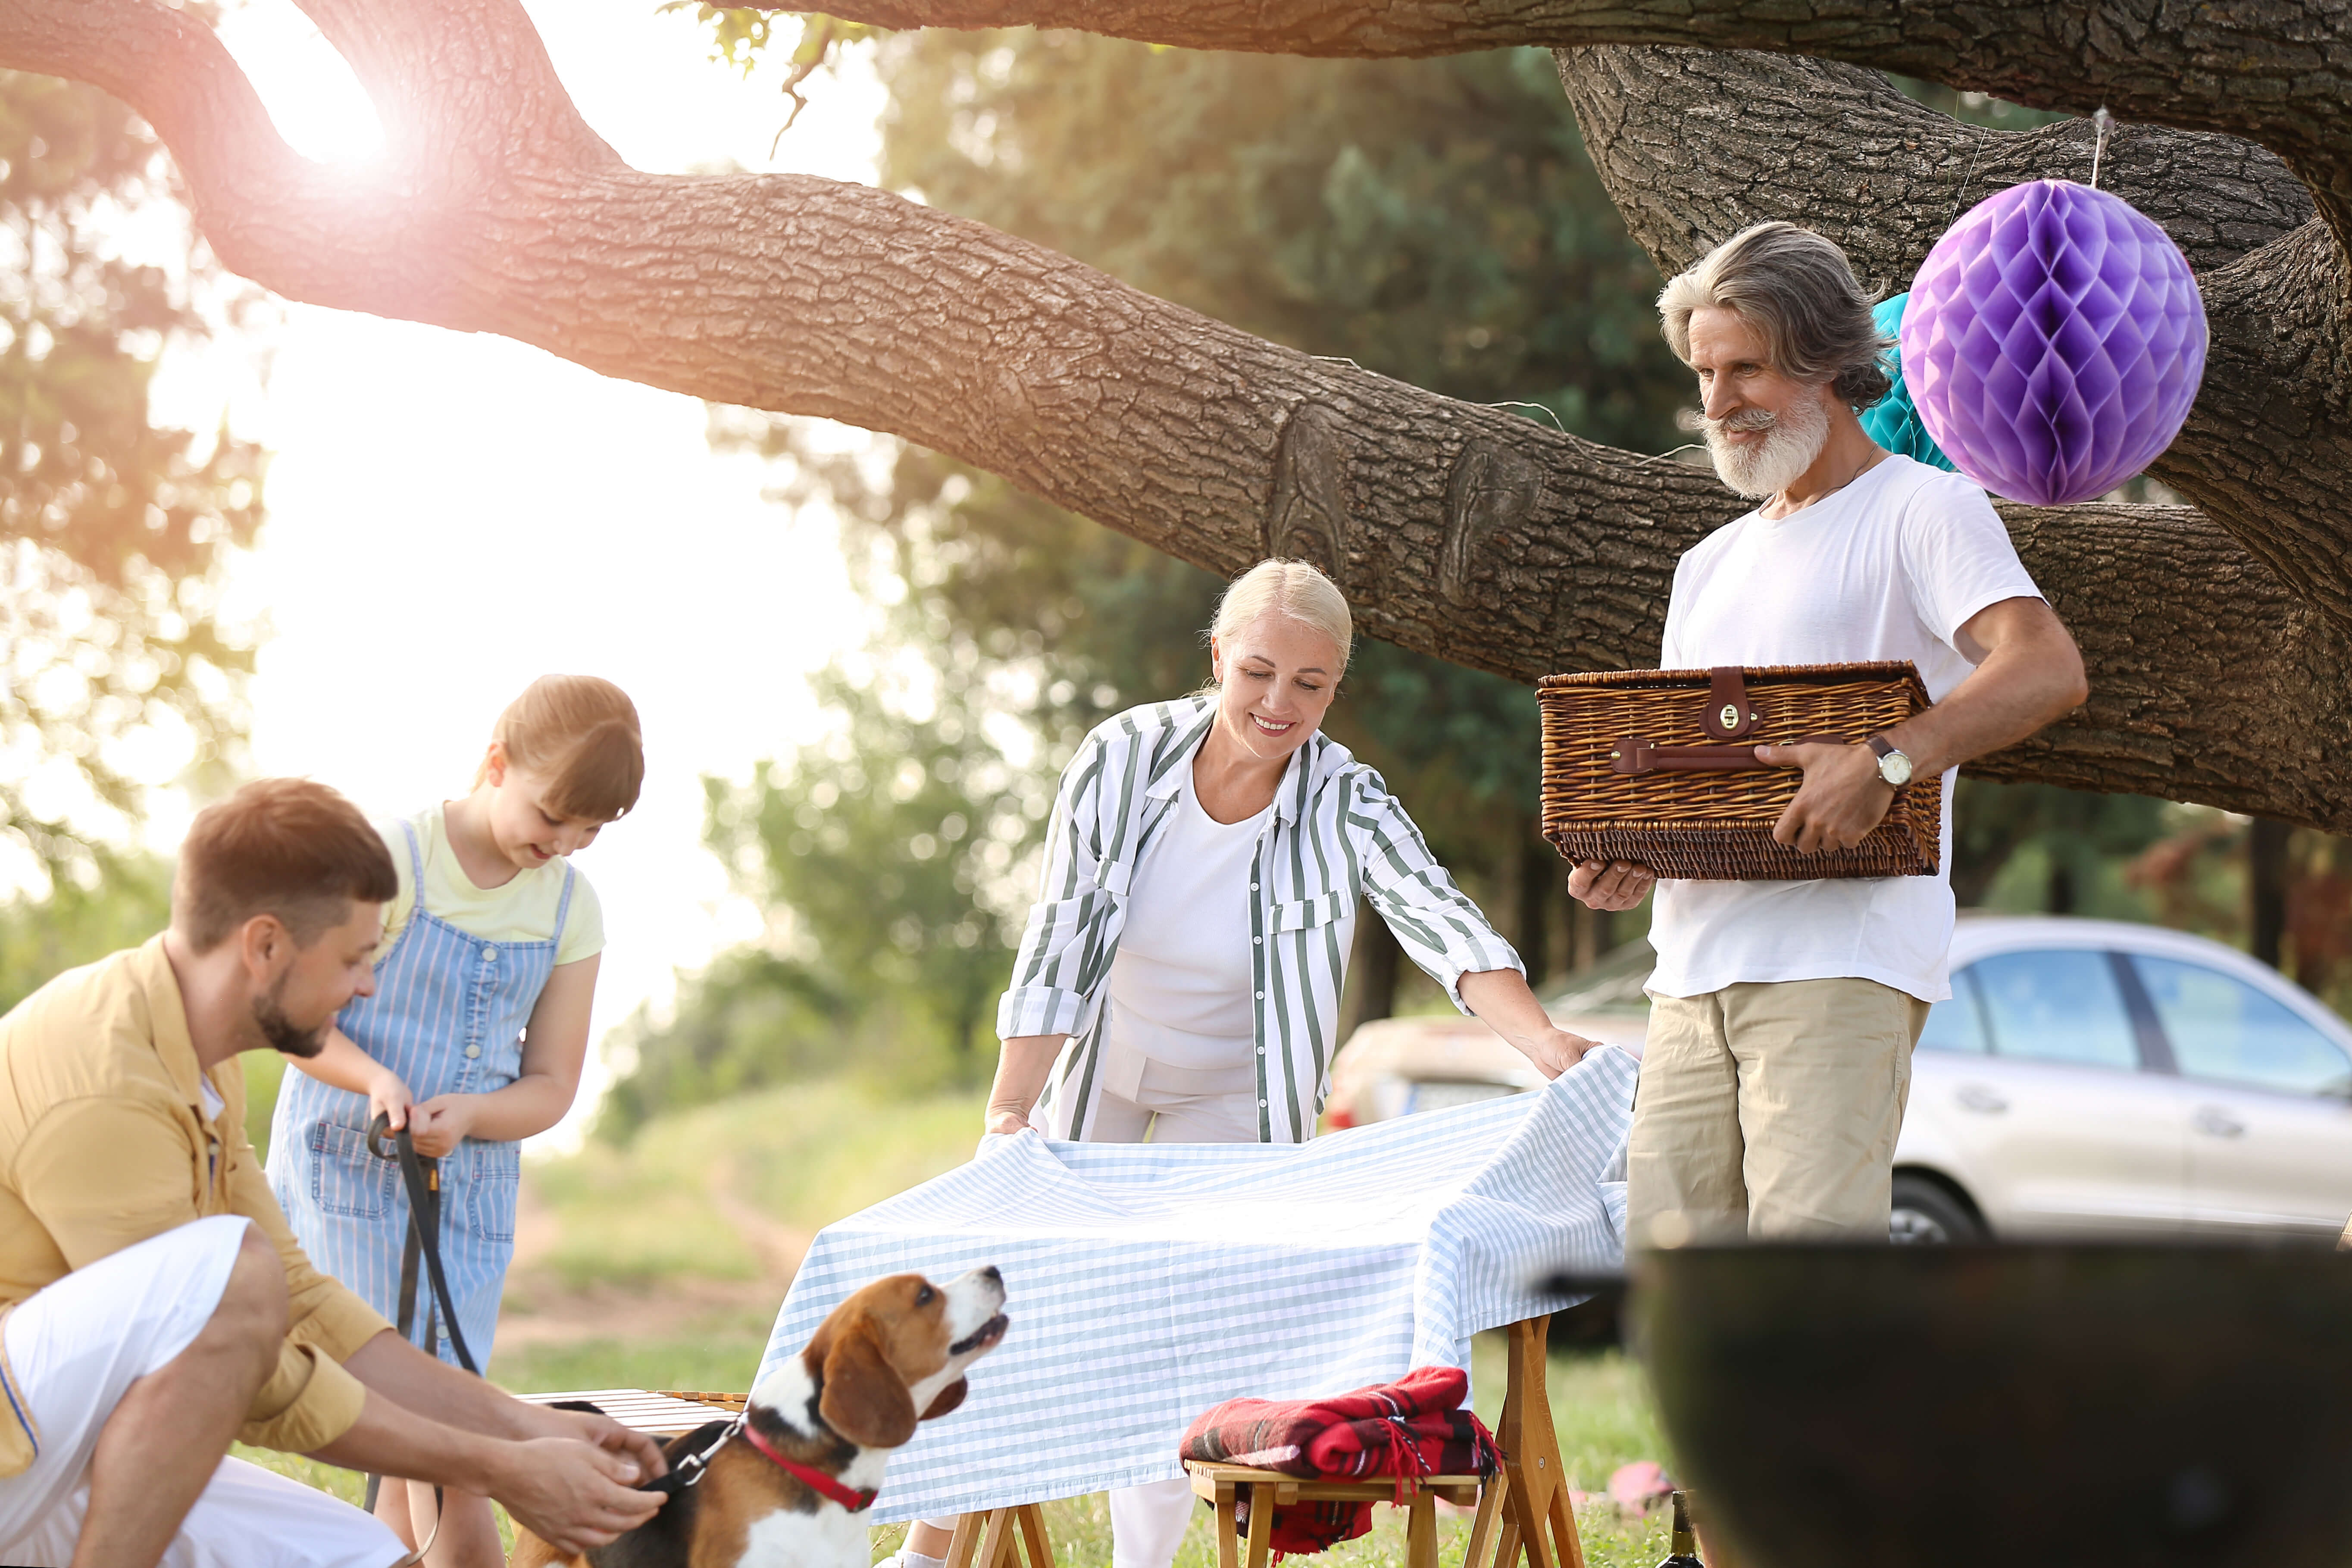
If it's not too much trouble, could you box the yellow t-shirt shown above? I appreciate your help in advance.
[375,803,604,968]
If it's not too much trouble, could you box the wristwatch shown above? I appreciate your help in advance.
[1866,734,1915,788]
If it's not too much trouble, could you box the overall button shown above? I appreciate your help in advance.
[464,1045,482,1059]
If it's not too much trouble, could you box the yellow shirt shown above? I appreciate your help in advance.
[377,803,604,967]
[0,938,393,1475]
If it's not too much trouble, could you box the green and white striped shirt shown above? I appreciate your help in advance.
[1003,696,1523,1143]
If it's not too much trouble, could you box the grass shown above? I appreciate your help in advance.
[235,1075,1682,1564]
[521,1081,989,1288]
[241,1335,1676,1566]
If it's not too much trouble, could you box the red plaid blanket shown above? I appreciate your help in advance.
[1179,1365,1499,1556]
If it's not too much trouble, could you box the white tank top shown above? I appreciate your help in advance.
[1101,767,1272,1071]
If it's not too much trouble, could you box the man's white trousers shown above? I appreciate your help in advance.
[0,1214,404,1568]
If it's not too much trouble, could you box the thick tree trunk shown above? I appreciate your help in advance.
[2249,819,2293,969]
[1552,46,2352,633]
[7,0,2350,824]
[1515,833,1553,988]
[1570,900,1614,973]
[1347,904,1403,1028]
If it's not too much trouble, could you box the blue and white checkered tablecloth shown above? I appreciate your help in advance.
[755,1044,1637,1521]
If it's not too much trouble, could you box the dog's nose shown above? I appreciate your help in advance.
[980,1265,1003,1284]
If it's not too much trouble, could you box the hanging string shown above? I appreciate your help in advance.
[2089,106,2114,189]
[1948,125,1991,228]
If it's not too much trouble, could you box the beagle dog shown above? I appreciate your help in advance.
[513,1266,1008,1568]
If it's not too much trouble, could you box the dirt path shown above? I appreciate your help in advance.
[495,1164,809,1352]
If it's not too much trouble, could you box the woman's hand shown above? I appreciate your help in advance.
[365,1066,415,1135]
[1457,969,1602,1082]
[406,1094,479,1158]
[1568,860,1653,912]
[1518,1027,1601,1080]
[982,1105,1035,1139]
[982,1035,1067,1141]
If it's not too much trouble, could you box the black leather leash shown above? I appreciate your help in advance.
[362,1113,480,1533]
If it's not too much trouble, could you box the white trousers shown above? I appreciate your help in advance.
[931,1055,1262,1568]
[0,1215,406,1568]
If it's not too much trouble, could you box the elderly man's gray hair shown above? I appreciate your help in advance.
[1657,222,1892,409]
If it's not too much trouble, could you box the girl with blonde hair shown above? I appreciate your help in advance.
[268,674,643,1568]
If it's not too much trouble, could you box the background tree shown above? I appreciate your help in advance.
[0,65,264,882]
[15,0,2352,1113]
[10,0,2350,825]
[704,33,1694,1036]
[603,642,1044,1128]
[0,842,169,1011]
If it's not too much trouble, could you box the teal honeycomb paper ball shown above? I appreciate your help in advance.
[1860,292,1955,472]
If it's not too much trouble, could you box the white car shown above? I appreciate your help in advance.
[1323,916,2352,1244]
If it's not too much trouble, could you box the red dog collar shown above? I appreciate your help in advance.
[738,1418,880,1512]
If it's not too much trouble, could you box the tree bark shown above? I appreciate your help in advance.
[1552,45,2352,633]
[790,0,2352,243]
[6,0,2350,824]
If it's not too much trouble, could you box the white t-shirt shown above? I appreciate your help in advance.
[1101,769,1295,1071]
[1648,455,2044,1003]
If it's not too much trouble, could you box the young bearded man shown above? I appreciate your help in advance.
[1572,222,2090,1245]
[0,779,666,1568]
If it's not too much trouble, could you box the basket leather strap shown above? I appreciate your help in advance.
[1610,735,1843,775]
[1701,667,1760,740]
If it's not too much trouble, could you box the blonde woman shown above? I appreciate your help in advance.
[892,560,1592,1568]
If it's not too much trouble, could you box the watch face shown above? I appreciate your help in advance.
[1880,751,1915,787]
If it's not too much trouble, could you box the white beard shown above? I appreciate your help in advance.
[1703,393,1831,500]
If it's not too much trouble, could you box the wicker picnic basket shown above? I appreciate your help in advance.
[1537,662,1941,881]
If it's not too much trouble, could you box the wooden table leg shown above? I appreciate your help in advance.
[1405,1492,1439,1568]
[1014,1502,1055,1568]
[944,1505,1054,1568]
[946,1512,985,1568]
[1461,1466,1503,1568]
[1494,1316,1586,1568]
[1214,1480,1241,1568]
[1242,1482,1279,1568]
[977,1508,1020,1568]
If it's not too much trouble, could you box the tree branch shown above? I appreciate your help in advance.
[288,0,621,171]
[4,0,2346,827]
[791,0,2352,257]
[1552,44,2352,644]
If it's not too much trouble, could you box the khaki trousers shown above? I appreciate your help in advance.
[1627,977,1930,1246]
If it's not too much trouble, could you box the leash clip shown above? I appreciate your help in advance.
[644,1412,740,1495]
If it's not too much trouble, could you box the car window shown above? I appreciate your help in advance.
[1971,949,2139,1070]
[2130,955,2352,1098]
[1916,965,1990,1054]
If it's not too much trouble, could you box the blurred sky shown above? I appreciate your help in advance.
[146,0,891,1146]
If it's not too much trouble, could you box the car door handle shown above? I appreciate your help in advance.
[1955,1085,2009,1114]
[2193,1107,2247,1139]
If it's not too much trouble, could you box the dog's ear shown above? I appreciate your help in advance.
[920,1377,968,1421]
[819,1322,920,1449]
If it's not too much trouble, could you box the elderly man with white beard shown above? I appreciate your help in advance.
[1569,221,2090,1246]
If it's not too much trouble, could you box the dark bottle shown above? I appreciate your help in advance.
[1655,1490,1704,1568]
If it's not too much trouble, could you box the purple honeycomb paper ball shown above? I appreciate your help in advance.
[1900,179,2206,505]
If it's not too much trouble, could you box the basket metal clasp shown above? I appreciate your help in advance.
[1702,667,1761,741]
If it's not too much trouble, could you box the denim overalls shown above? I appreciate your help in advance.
[268,818,572,1367]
